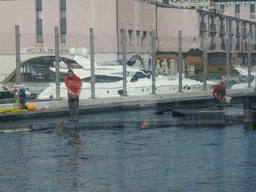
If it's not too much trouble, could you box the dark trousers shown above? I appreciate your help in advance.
[68,93,79,110]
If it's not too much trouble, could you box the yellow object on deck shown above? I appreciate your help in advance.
[0,102,28,114]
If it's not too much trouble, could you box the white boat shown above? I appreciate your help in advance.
[0,83,14,99]
[231,65,256,89]
[37,55,216,100]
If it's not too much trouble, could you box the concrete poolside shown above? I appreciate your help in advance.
[0,88,255,132]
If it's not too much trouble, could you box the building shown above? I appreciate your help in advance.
[1,0,256,82]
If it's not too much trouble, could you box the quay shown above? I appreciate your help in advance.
[0,88,256,132]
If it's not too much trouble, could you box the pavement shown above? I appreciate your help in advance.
[0,88,255,132]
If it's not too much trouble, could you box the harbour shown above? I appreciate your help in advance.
[1,94,256,191]
[1,0,256,190]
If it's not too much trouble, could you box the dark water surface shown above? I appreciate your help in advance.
[1,121,256,191]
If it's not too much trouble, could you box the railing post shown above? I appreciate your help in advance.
[248,34,252,88]
[15,25,21,85]
[151,30,156,94]
[122,29,127,96]
[55,27,60,100]
[226,32,230,89]
[90,28,96,98]
[203,31,207,91]
[178,31,183,92]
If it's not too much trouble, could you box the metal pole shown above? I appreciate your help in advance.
[122,29,127,96]
[203,31,207,91]
[178,31,182,92]
[90,28,95,98]
[226,32,230,89]
[248,35,252,88]
[151,30,156,94]
[15,25,21,85]
[55,27,60,100]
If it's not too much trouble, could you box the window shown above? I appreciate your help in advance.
[251,1,255,19]
[61,34,66,43]
[220,1,225,9]
[136,31,140,46]
[227,1,234,6]
[213,2,219,7]
[60,0,66,43]
[14,56,77,82]
[36,0,42,10]
[61,10,66,19]
[36,0,43,43]
[120,29,125,45]
[241,1,249,6]
[141,31,147,46]
[37,10,42,19]
[235,1,240,18]
[128,30,133,46]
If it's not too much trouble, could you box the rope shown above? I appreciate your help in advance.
[0,102,28,114]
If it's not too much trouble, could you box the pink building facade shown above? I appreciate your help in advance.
[1,0,256,82]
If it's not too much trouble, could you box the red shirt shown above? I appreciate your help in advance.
[65,75,82,93]
[212,84,226,99]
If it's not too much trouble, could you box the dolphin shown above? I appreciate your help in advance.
[53,119,66,134]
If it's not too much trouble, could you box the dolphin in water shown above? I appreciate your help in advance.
[53,119,66,134]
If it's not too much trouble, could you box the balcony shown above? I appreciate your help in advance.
[156,0,211,7]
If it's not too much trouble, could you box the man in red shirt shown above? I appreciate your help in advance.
[65,69,82,121]
[212,82,226,107]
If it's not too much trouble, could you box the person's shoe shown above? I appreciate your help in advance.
[73,109,79,121]
[68,109,74,121]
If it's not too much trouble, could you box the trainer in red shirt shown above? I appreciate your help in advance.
[65,69,82,121]
[65,70,82,98]
[212,83,226,100]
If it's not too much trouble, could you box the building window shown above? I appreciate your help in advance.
[36,0,43,43]
[136,31,140,46]
[13,56,77,82]
[141,31,147,46]
[213,2,219,7]
[227,1,234,7]
[241,1,249,6]
[251,1,255,19]
[37,10,42,19]
[120,29,125,45]
[128,30,133,46]
[220,1,225,9]
[60,0,66,43]
[235,1,240,18]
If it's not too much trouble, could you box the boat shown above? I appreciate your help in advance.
[231,64,256,89]
[37,55,216,100]
[0,83,14,100]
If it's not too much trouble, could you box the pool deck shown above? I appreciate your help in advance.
[0,88,255,132]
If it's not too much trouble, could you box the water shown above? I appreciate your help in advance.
[1,118,256,191]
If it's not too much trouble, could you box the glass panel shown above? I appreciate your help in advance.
[61,34,66,43]
[61,10,66,19]
[37,19,42,34]
[61,18,66,34]
[37,10,42,19]
[128,30,133,46]
[36,0,42,10]
[136,31,140,46]
[60,0,66,10]
[37,34,43,43]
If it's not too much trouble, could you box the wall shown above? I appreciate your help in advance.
[157,8,200,52]
[117,0,156,54]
